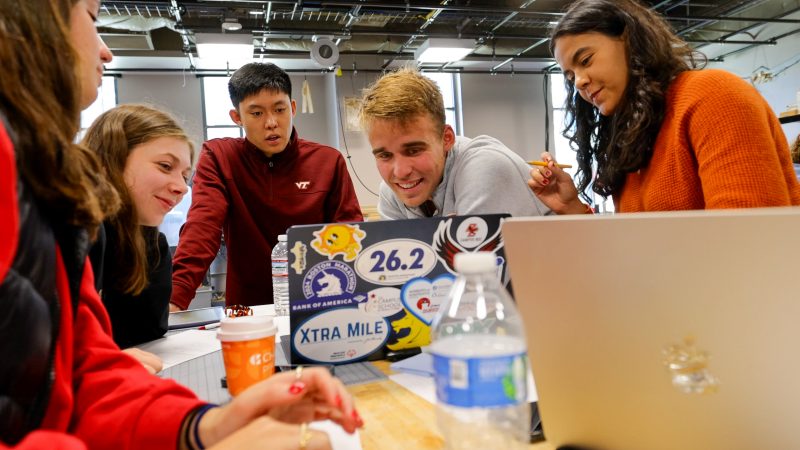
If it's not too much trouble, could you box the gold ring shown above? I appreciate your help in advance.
[299,422,312,449]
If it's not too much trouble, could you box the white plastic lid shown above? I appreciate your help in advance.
[216,315,277,342]
[278,234,287,242]
[454,251,496,274]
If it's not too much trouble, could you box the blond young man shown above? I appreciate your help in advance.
[360,68,551,219]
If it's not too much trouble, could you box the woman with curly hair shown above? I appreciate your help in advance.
[529,0,800,213]
[791,134,800,180]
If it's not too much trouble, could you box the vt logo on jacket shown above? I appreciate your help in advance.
[295,181,310,190]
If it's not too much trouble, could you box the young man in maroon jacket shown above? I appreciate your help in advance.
[170,63,363,310]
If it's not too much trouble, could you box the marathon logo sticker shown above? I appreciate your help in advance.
[302,261,358,300]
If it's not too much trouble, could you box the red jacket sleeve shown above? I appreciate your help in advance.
[0,120,17,282]
[68,259,205,449]
[326,152,364,223]
[171,144,229,309]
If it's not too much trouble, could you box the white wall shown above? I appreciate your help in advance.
[460,73,550,162]
[117,73,205,153]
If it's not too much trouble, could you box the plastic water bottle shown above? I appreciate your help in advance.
[271,234,290,316]
[429,252,530,449]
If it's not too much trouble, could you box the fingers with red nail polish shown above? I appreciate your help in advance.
[288,381,306,395]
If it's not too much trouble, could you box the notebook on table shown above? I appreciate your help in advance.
[502,207,800,449]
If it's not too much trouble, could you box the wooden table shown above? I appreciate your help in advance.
[350,361,553,450]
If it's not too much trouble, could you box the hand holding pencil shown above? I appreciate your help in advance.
[528,160,572,169]
[527,152,586,215]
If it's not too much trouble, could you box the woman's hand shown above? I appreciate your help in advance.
[208,417,332,450]
[197,367,362,448]
[122,348,163,374]
[528,152,587,214]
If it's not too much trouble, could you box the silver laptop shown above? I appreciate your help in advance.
[503,208,800,450]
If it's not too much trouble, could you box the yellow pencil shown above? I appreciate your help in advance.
[527,161,573,169]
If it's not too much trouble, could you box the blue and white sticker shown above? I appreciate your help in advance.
[355,238,437,286]
[400,274,455,325]
[293,307,390,363]
[302,261,357,299]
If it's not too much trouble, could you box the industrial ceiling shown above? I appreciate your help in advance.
[99,0,800,74]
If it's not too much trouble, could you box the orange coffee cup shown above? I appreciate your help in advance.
[217,315,277,396]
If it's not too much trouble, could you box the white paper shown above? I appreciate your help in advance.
[135,329,221,370]
[310,420,362,450]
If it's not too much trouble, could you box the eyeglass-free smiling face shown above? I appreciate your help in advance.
[368,114,455,208]
[123,137,192,227]
[554,32,630,116]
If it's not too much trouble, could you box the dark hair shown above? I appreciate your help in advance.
[228,62,292,109]
[550,0,703,201]
[0,0,119,237]
[82,104,194,295]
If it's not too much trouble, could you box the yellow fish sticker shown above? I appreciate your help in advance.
[311,224,366,261]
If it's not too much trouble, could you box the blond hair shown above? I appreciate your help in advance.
[359,68,446,133]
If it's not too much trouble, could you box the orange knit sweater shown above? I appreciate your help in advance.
[616,69,800,212]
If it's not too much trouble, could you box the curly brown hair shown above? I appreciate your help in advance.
[550,0,704,201]
[0,0,119,238]
[82,104,194,295]
[791,134,800,165]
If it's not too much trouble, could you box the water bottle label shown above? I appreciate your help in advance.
[272,259,288,274]
[433,352,527,408]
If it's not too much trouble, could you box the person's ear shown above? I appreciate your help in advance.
[443,124,456,153]
[229,109,242,126]
[290,99,297,117]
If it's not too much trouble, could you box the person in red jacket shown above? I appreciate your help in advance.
[170,63,363,310]
[0,1,360,448]
[528,0,800,213]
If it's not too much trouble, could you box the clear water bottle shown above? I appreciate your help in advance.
[429,252,530,449]
[271,234,290,316]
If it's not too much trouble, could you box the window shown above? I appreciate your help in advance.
[550,74,614,212]
[79,76,117,138]
[202,76,242,140]
[422,72,463,135]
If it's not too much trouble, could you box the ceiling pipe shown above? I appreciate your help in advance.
[103,66,555,75]
[247,27,776,46]
[693,4,800,57]
[491,38,548,72]
[168,0,195,69]
[104,1,800,25]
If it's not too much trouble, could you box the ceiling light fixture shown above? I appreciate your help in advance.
[222,18,242,31]
[195,33,253,68]
[414,38,474,64]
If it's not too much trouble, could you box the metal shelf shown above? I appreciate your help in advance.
[779,114,800,124]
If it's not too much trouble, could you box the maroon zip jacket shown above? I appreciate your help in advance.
[171,129,363,308]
